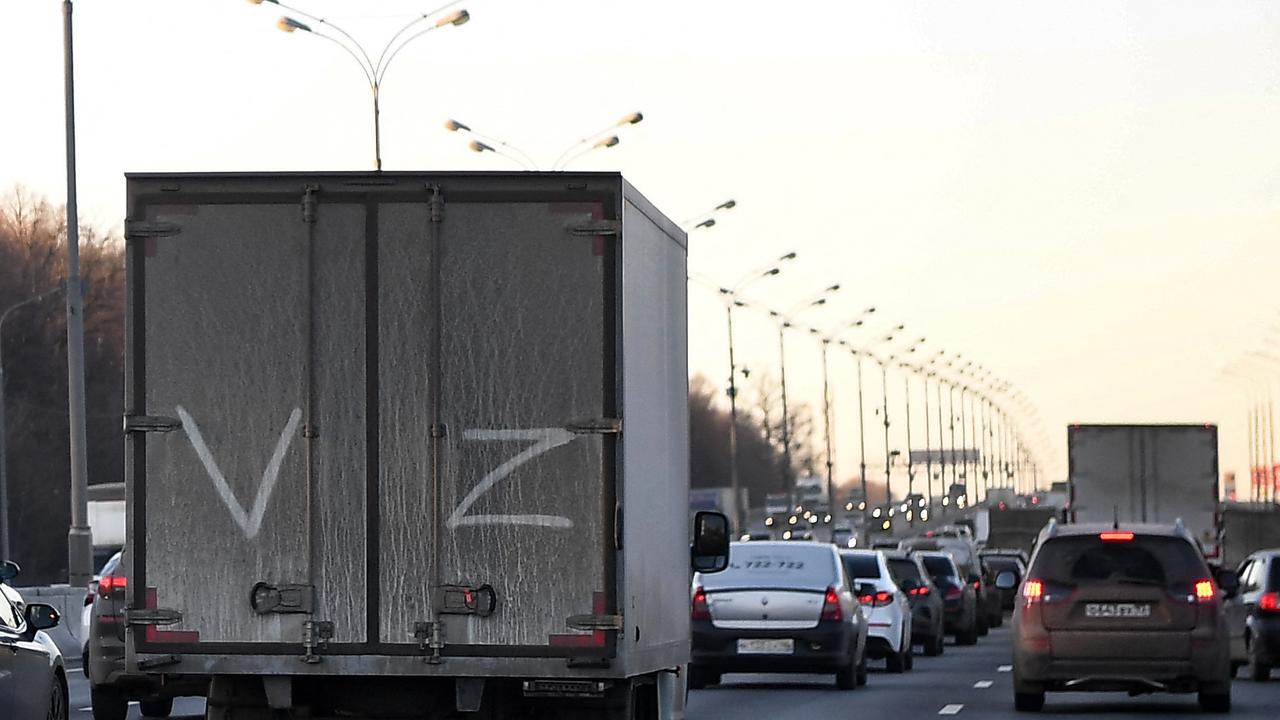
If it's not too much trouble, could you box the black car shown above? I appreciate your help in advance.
[917,551,979,645]
[1226,549,1280,681]
[885,550,946,656]
[981,552,1027,611]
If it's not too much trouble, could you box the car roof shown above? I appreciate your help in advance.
[839,548,883,558]
[1044,522,1192,538]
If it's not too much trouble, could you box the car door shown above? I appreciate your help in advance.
[0,590,50,720]
[1226,559,1256,659]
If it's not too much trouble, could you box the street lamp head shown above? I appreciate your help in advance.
[717,199,737,210]
[248,0,279,4]
[277,16,312,33]
[468,140,495,154]
[695,218,716,229]
[865,306,876,314]
[825,283,841,292]
[618,111,644,125]
[594,135,621,149]
[444,118,471,133]
[780,252,797,261]
[763,267,780,277]
[436,9,471,27]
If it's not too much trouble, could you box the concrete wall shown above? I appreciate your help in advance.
[14,584,88,663]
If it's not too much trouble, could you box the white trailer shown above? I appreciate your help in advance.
[1067,424,1220,557]
[122,172,725,719]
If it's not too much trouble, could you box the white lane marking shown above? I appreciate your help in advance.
[974,680,994,689]
[938,705,964,715]
[178,405,302,540]
[997,665,1013,672]
[449,428,576,529]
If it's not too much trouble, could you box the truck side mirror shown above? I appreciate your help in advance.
[691,511,730,573]
[994,571,1017,590]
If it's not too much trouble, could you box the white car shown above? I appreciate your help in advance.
[0,561,69,720]
[840,549,913,672]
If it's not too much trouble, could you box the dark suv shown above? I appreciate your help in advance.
[1008,522,1234,713]
[916,551,979,645]
[1226,548,1280,681]
[885,550,946,656]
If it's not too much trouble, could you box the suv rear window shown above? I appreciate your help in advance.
[1269,560,1280,590]
[842,554,881,579]
[1030,535,1207,587]
[888,558,922,581]
[921,555,956,579]
[702,544,839,592]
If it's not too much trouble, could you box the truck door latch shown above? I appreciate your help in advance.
[123,415,182,434]
[125,608,184,627]
[249,583,315,615]
[566,418,621,435]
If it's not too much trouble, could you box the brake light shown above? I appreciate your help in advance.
[98,575,127,597]
[1100,531,1134,542]
[910,585,931,597]
[1260,591,1280,612]
[972,580,981,590]
[944,585,962,600]
[1023,579,1044,602]
[821,587,844,621]
[1194,579,1215,601]
[691,586,711,621]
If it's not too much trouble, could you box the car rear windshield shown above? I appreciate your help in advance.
[921,555,956,579]
[984,557,1021,574]
[842,554,881,579]
[1030,535,1207,587]
[1270,561,1280,590]
[888,558,922,581]
[702,544,839,592]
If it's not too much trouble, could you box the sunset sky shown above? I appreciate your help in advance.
[3,1,1279,498]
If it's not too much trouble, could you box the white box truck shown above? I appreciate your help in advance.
[121,172,728,719]
[1066,424,1220,557]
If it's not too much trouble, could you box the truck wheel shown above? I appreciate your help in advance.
[140,697,174,718]
[90,685,129,720]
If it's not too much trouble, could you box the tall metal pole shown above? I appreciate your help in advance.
[946,381,958,511]
[922,371,934,520]
[777,325,794,507]
[724,302,743,533]
[819,341,837,539]
[63,0,92,588]
[855,352,870,532]
[967,389,980,504]
[1268,390,1277,504]
[903,364,916,525]
[880,357,893,509]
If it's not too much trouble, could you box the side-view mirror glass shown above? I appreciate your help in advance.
[1216,569,1240,596]
[0,560,19,582]
[994,571,1017,590]
[25,603,60,631]
[691,511,730,573]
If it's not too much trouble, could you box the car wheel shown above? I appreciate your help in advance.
[990,612,1003,628]
[1013,691,1045,712]
[47,672,68,720]
[855,650,869,686]
[904,641,914,671]
[956,622,979,646]
[977,613,989,637]
[1198,689,1231,713]
[686,666,710,691]
[1247,636,1272,682]
[924,632,944,656]
[140,697,174,718]
[835,658,858,690]
[90,684,129,720]
[886,644,906,673]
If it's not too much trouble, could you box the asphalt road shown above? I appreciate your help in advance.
[688,622,1280,720]
[62,622,1280,719]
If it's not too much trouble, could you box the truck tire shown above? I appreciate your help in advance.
[140,697,174,717]
[90,685,129,720]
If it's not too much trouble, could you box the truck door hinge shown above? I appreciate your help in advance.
[300,619,333,664]
[124,220,182,241]
[124,415,182,434]
[428,184,444,223]
[569,219,620,238]
[125,608,183,627]
[566,614,623,632]
[414,621,445,664]
[301,185,319,224]
[566,418,621,435]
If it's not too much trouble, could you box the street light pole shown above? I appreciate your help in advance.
[849,326,901,533]
[62,0,92,589]
[0,285,68,561]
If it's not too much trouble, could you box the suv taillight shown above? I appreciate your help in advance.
[1022,579,1044,603]
[1194,579,1216,602]
[1260,592,1280,613]
[691,586,711,621]
[98,574,128,598]
[821,587,844,621]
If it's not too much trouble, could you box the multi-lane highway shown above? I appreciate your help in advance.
[690,624,1279,719]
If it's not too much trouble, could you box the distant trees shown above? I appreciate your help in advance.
[0,187,124,584]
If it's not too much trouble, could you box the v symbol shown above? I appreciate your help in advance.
[176,405,302,540]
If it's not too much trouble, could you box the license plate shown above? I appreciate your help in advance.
[737,638,794,655]
[1085,602,1151,618]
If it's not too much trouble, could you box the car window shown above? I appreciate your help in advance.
[921,555,956,579]
[0,595,20,629]
[1237,560,1257,592]
[841,554,881,579]
[1267,559,1280,591]
[888,558,922,581]
[701,544,839,592]
[984,557,1021,575]
[1031,535,1207,587]
[100,552,122,577]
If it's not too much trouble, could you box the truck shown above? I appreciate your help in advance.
[1067,424,1220,557]
[87,481,126,570]
[122,172,727,720]
[982,507,1058,557]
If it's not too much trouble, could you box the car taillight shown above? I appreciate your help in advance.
[1022,579,1044,602]
[858,590,893,607]
[1194,579,1216,602]
[1260,591,1280,613]
[944,585,962,600]
[910,585,931,597]
[821,587,843,621]
[972,580,981,590]
[691,586,711,621]
[98,575,127,597]
[1100,531,1134,542]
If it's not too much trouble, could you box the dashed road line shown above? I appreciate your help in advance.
[938,704,964,715]
[973,680,994,688]
[997,665,1013,672]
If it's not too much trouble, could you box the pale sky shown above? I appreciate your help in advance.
[3,1,1280,498]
